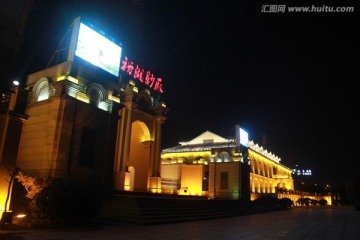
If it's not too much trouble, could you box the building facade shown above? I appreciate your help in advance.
[5,59,168,198]
[0,87,28,215]
[160,130,294,200]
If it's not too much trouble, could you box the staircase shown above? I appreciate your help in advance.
[98,192,289,225]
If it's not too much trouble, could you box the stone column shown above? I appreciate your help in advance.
[114,91,133,191]
[148,103,167,193]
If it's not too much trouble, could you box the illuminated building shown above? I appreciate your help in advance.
[0,16,168,217]
[1,12,334,221]
[12,59,167,194]
[1,15,169,221]
[0,87,28,218]
[161,130,295,201]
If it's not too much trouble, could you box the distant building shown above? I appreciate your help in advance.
[161,130,294,200]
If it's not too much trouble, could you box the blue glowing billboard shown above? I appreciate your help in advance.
[71,19,122,77]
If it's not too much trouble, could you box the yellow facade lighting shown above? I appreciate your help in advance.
[76,92,89,103]
[56,75,79,84]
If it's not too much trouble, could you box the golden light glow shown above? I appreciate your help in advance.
[0,193,8,213]
[56,75,66,81]
[76,92,89,103]
[273,174,289,179]
[56,75,79,84]
[161,151,211,162]
[161,158,185,164]
[192,159,206,164]
[68,76,78,83]
[249,150,292,175]
[179,165,203,196]
[124,174,131,191]
[108,95,120,103]
[149,178,162,193]
[249,140,281,163]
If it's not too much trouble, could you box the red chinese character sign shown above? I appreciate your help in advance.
[120,56,164,93]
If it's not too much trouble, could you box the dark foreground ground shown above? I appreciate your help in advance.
[1,205,359,240]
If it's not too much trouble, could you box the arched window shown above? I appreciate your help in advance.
[88,87,101,105]
[32,77,50,102]
[87,83,107,110]
[218,151,231,162]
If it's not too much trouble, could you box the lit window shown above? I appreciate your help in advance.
[219,151,231,162]
[37,82,49,101]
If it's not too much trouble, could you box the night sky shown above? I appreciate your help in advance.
[14,0,359,187]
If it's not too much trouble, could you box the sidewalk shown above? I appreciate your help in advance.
[1,206,359,240]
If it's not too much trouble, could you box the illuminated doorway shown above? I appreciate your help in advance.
[127,121,151,192]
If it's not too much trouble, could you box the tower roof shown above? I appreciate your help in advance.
[179,130,230,146]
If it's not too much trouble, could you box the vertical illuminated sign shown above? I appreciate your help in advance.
[239,128,249,147]
[236,125,249,148]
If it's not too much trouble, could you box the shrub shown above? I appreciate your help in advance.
[310,199,319,206]
[297,197,311,206]
[319,199,328,205]
[279,197,293,208]
[253,195,280,206]
[29,178,103,227]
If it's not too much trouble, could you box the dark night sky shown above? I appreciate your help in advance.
[15,0,359,187]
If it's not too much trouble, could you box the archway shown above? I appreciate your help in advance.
[127,121,151,192]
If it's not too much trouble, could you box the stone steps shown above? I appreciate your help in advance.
[98,192,288,225]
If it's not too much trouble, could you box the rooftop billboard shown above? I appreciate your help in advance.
[235,125,249,148]
[68,17,122,77]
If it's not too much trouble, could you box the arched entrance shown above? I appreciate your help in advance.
[127,121,151,192]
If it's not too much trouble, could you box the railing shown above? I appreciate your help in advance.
[250,187,331,197]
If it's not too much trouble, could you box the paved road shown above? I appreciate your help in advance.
[1,206,359,240]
